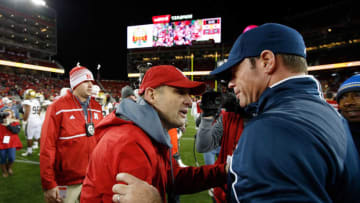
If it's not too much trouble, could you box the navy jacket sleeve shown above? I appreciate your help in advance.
[7,122,21,134]
[228,117,334,203]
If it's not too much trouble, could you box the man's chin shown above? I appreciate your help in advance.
[173,120,185,129]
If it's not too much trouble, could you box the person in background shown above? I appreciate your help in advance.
[325,90,338,110]
[196,91,249,203]
[103,94,114,115]
[40,65,103,203]
[113,96,121,110]
[195,90,222,199]
[336,74,360,156]
[81,65,227,203]
[169,126,187,168]
[191,96,201,120]
[11,98,20,120]
[121,85,137,102]
[0,108,22,177]
[21,89,42,156]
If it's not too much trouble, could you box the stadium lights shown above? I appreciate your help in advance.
[127,60,360,78]
[0,59,64,74]
[307,61,360,71]
[128,71,211,78]
[31,0,46,6]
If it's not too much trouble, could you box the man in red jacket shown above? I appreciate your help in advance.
[40,65,103,203]
[81,65,227,203]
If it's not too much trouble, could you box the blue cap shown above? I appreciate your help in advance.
[336,74,360,102]
[211,23,307,75]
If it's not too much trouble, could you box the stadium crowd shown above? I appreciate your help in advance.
[0,71,129,100]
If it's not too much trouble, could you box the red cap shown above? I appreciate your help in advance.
[138,65,206,95]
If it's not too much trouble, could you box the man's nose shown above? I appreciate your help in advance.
[228,80,235,89]
[184,94,192,107]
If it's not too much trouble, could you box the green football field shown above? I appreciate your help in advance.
[0,112,214,203]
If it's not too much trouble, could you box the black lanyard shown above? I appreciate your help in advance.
[72,95,95,137]
[72,94,93,123]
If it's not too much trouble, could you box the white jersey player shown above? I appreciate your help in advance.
[21,89,43,156]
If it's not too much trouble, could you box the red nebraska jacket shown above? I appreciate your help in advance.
[40,90,103,190]
[81,98,227,203]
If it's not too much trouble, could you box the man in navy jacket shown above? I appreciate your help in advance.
[110,23,360,203]
[211,23,360,203]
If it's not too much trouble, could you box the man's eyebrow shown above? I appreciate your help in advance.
[175,88,190,94]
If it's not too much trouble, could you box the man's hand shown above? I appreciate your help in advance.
[112,173,162,203]
[44,187,62,203]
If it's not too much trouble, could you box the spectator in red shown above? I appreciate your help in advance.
[40,65,103,203]
[0,108,22,178]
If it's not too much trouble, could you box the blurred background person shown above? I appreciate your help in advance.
[169,125,187,168]
[336,74,360,156]
[325,90,338,110]
[0,108,22,177]
[21,89,42,156]
[196,90,250,202]
[121,85,137,102]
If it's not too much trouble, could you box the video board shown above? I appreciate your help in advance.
[127,17,221,49]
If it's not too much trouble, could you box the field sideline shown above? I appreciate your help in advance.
[0,111,213,203]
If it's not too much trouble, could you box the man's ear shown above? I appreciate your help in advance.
[260,50,276,74]
[143,87,156,105]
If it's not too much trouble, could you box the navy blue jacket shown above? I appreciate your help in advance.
[229,75,360,203]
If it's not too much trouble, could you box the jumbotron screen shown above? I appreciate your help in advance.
[127,17,221,49]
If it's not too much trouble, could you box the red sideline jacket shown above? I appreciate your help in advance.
[0,121,22,150]
[40,91,103,190]
[81,112,227,203]
[214,111,244,203]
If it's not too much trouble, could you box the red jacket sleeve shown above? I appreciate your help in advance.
[40,103,60,190]
[171,160,227,194]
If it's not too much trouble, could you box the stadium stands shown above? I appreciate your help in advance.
[0,71,129,99]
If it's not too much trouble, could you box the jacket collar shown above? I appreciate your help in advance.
[256,75,324,114]
[115,97,172,148]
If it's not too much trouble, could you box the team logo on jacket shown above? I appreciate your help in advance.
[69,115,75,119]
[94,113,99,120]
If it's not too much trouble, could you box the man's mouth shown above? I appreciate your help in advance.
[179,109,188,117]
